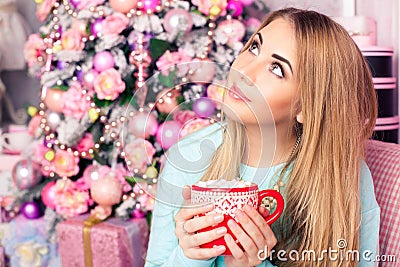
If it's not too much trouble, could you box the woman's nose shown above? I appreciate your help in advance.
[238,62,258,86]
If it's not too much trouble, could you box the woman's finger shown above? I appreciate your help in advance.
[234,209,265,250]
[184,213,225,233]
[227,218,259,257]
[224,234,246,260]
[243,205,277,248]
[175,203,214,223]
[184,245,226,260]
[184,226,227,247]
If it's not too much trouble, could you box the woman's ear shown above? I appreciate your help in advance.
[296,112,304,124]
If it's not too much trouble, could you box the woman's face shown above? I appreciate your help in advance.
[223,18,299,127]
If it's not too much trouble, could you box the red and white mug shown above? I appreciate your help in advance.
[191,183,284,255]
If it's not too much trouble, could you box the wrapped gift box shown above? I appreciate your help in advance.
[3,215,60,267]
[57,214,149,267]
[0,246,5,267]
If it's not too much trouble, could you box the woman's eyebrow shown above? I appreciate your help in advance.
[272,53,293,74]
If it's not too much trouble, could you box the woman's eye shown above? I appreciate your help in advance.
[269,63,284,78]
[248,41,259,56]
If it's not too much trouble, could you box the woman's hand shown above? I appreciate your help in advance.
[174,186,228,260]
[224,205,277,267]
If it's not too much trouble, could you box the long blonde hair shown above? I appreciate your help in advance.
[200,8,377,266]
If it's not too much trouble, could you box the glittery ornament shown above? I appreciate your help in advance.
[129,39,152,89]
[57,61,67,70]
[163,8,193,33]
[192,97,216,118]
[109,0,138,13]
[44,88,64,113]
[156,89,181,114]
[128,111,159,139]
[156,120,182,149]
[12,160,42,190]
[91,173,123,206]
[129,34,152,107]
[69,0,81,8]
[82,69,99,90]
[142,0,160,13]
[93,51,115,72]
[132,208,146,218]
[90,18,104,36]
[227,0,243,17]
[41,181,57,209]
[21,201,42,219]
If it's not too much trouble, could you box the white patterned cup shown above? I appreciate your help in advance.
[191,183,284,255]
[1,131,33,153]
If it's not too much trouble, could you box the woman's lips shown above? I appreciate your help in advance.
[228,82,251,102]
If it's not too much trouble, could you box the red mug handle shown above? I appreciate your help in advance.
[258,190,284,225]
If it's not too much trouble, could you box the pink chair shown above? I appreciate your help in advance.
[366,140,400,266]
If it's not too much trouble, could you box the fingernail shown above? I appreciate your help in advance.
[216,227,227,235]
[228,219,236,229]
[214,214,224,223]
[215,246,226,253]
[244,205,251,212]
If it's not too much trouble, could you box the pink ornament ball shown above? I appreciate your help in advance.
[12,159,42,190]
[156,120,182,149]
[90,18,104,36]
[41,181,57,210]
[163,8,193,33]
[142,0,160,13]
[128,112,159,139]
[82,69,99,90]
[44,88,65,113]
[132,208,146,218]
[93,51,115,72]
[156,89,181,114]
[192,97,216,118]
[109,0,138,13]
[69,0,81,8]
[21,201,42,219]
[227,0,243,17]
[91,174,123,206]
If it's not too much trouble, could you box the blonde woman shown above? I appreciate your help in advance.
[145,8,379,267]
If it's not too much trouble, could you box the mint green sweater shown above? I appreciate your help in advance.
[145,123,380,267]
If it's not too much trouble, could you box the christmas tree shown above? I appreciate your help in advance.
[12,0,268,243]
